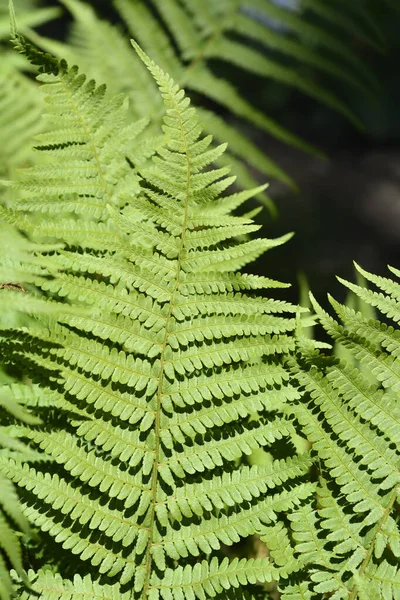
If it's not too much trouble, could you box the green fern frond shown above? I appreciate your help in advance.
[4,4,397,598]
[288,266,400,598]
[0,25,315,597]
[6,19,151,231]
[0,383,46,600]
[17,571,131,600]
[23,0,162,120]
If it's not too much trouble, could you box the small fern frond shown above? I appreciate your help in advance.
[7,28,150,231]
[288,266,400,598]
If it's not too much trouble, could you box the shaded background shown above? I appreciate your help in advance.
[255,1,400,306]
[37,0,400,307]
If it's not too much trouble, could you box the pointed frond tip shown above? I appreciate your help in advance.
[131,40,199,144]
[7,0,59,74]
[131,39,164,88]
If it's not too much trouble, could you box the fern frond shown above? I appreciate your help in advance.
[160,482,314,564]
[150,556,279,600]
[7,31,149,228]
[1,29,312,597]
[17,571,131,600]
[23,0,163,122]
[288,266,400,598]
[167,454,312,517]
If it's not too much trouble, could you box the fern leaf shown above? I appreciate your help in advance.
[17,571,130,599]
[168,455,312,517]
[1,29,310,597]
[151,556,280,599]
[7,32,147,225]
[289,266,400,597]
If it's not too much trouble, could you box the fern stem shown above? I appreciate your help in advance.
[142,78,192,599]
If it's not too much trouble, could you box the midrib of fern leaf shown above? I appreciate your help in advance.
[2,23,314,598]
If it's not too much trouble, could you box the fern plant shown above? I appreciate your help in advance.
[0,381,43,600]
[286,263,400,599]
[22,0,384,214]
[1,4,399,600]
[0,12,317,599]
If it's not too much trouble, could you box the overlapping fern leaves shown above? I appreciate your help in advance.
[23,0,383,213]
[0,383,42,600]
[0,20,316,599]
[1,5,399,600]
[287,264,400,599]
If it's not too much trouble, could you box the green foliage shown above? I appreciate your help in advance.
[21,0,383,213]
[1,21,314,599]
[0,4,398,600]
[288,263,400,599]
[0,383,44,600]
[0,0,61,181]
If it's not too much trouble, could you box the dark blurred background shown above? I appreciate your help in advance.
[37,0,400,307]
[255,1,400,306]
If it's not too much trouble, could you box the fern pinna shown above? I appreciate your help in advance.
[287,265,400,600]
[0,16,314,600]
